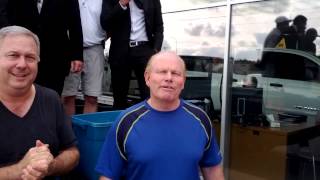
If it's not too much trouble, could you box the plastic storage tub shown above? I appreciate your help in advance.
[72,110,121,180]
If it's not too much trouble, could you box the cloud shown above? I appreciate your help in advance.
[254,32,267,45]
[178,45,224,58]
[184,24,204,36]
[184,23,225,37]
[202,41,209,46]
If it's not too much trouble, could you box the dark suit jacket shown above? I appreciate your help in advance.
[3,0,83,76]
[100,0,163,65]
[0,0,8,28]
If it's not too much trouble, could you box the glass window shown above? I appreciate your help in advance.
[231,0,320,122]
[162,6,226,118]
[229,1,320,180]
[161,0,226,12]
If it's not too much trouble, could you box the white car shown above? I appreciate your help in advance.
[181,48,320,122]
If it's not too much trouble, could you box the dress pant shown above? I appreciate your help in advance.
[110,44,155,109]
[35,61,68,95]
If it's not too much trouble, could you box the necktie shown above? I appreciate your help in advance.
[134,0,143,9]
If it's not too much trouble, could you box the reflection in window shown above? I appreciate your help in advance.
[230,1,320,180]
[231,0,320,63]
[161,0,226,13]
[162,6,226,58]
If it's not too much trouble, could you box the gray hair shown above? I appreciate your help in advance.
[0,26,40,61]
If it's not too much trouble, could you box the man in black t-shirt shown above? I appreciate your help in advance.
[0,26,79,180]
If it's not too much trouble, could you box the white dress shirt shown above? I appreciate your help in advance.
[79,0,106,47]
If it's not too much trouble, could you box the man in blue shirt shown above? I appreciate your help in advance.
[95,51,224,180]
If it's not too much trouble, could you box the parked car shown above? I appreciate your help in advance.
[180,48,320,122]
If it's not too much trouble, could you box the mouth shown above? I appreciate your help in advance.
[12,73,28,79]
[160,85,174,91]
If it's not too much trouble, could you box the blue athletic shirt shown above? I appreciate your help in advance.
[95,100,222,180]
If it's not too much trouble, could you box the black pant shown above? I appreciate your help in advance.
[110,45,155,109]
[35,66,67,95]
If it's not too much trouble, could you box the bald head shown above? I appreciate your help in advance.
[144,51,186,110]
[145,51,186,76]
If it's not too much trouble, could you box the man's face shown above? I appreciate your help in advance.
[145,54,185,104]
[0,35,38,91]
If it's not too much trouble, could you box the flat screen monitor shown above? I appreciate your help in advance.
[231,87,263,125]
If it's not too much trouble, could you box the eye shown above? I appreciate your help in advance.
[156,70,167,74]
[172,71,182,76]
[6,53,19,59]
[25,55,37,63]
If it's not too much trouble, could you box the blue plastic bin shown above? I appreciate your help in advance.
[72,110,121,180]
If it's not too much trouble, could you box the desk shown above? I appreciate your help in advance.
[214,122,320,180]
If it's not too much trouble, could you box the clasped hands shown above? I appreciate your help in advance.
[18,140,54,180]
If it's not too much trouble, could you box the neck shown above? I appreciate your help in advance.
[147,98,180,111]
[0,85,35,102]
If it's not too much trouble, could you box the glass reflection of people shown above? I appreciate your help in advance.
[212,57,223,73]
[286,15,308,50]
[264,16,291,48]
[0,26,79,180]
[243,76,258,88]
[300,28,318,55]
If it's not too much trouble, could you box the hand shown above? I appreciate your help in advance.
[119,0,130,6]
[19,140,54,179]
[70,60,83,73]
[21,165,43,180]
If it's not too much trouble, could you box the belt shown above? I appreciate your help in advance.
[129,41,149,47]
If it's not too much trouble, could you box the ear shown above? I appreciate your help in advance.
[144,71,150,87]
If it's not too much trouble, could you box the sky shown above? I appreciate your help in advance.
[160,0,320,61]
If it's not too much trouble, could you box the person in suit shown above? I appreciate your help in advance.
[0,0,8,28]
[0,0,83,95]
[100,0,164,109]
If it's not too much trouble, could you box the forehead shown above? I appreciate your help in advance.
[0,35,37,52]
[151,54,184,71]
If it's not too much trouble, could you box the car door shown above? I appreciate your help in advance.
[261,49,320,121]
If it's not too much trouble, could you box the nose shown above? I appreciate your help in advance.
[16,56,28,68]
[164,72,173,81]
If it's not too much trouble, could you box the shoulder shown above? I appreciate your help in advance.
[34,84,61,104]
[117,102,150,127]
[182,100,213,148]
[182,100,212,125]
[115,101,150,160]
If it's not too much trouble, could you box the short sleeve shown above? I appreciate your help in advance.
[56,101,77,149]
[199,127,222,167]
[95,119,125,179]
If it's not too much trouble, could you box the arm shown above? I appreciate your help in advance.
[20,145,79,179]
[0,141,53,179]
[47,146,80,176]
[201,164,225,180]
[201,164,224,180]
[0,164,20,179]
[66,0,83,72]
[152,0,164,52]
[99,176,112,180]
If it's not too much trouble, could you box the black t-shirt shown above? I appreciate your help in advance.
[0,84,77,179]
